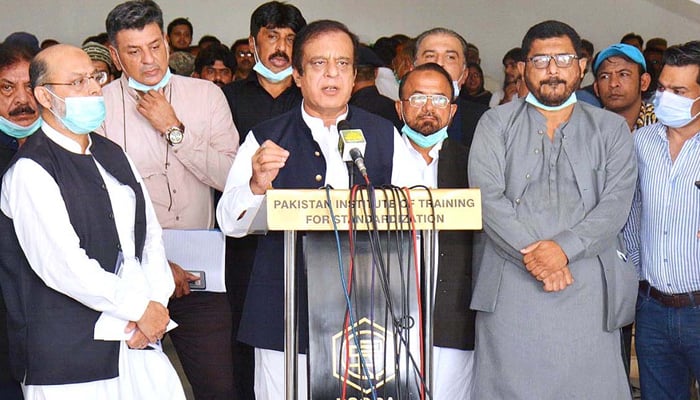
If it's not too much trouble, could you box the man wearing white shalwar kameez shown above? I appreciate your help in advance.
[0,45,184,400]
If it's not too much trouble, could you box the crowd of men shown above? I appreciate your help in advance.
[0,1,699,400]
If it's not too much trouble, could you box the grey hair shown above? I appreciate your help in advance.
[29,55,50,88]
[413,27,468,66]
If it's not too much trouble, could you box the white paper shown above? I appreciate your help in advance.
[162,229,227,292]
[94,256,178,342]
[94,314,178,342]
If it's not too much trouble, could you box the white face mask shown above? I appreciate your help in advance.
[653,90,700,128]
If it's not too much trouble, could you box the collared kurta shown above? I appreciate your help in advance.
[98,73,239,399]
[468,99,637,399]
[98,74,239,230]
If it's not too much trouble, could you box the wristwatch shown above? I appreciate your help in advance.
[165,124,184,145]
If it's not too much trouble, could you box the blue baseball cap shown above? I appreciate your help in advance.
[593,43,647,75]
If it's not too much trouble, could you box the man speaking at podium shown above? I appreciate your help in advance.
[216,19,413,399]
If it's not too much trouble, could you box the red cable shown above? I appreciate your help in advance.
[403,187,425,400]
[341,184,360,400]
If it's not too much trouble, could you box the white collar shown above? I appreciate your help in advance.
[42,122,93,155]
[300,101,349,131]
[401,133,444,163]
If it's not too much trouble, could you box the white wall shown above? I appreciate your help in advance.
[2,0,699,84]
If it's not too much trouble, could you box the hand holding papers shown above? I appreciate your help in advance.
[162,229,227,293]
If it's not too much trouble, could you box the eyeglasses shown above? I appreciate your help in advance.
[527,54,578,69]
[402,93,451,109]
[43,71,109,89]
[237,51,254,58]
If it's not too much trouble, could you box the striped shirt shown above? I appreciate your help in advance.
[623,122,700,294]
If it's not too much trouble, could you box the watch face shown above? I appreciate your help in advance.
[168,128,184,144]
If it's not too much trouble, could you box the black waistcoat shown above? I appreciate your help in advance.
[434,138,476,350]
[238,106,395,351]
[0,129,146,384]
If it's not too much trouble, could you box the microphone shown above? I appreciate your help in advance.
[349,148,367,178]
[337,120,369,181]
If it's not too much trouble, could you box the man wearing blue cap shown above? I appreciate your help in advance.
[594,43,656,131]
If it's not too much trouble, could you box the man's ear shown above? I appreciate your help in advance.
[517,61,526,81]
[449,103,458,122]
[33,86,53,109]
[109,45,123,72]
[578,57,588,80]
[163,34,170,55]
[394,100,403,122]
[292,68,302,87]
[248,35,255,51]
[640,72,652,92]
[457,65,468,86]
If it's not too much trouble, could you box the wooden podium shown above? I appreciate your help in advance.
[254,187,481,399]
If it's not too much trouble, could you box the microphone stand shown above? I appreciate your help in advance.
[346,161,355,188]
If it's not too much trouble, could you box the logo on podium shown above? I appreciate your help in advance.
[331,317,395,393]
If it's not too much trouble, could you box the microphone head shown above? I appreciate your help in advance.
[349,147,363,159]
[337,122,367,162]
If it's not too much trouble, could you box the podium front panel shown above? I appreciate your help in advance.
[265,188,482,231]
[304,232,423,400]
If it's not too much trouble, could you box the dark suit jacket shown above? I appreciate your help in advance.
[448,98,489,147]
[349,85,402,130]
[0,133,16,387]
[434,138,475,350]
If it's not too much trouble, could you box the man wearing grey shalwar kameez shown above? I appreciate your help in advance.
[468,20,639,399]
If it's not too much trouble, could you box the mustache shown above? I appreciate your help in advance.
[540,78,567,86]
[9,105,36,116]
[268,51,289,62]
[418,110,437,119]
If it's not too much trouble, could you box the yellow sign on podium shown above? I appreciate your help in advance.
[264,188,482,231]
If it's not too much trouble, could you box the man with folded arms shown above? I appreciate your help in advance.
[0,44,181,399]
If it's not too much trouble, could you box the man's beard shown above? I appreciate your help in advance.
[413,112,443,134]
[525,76,579,106]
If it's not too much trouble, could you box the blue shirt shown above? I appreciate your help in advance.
[624,122,700,294]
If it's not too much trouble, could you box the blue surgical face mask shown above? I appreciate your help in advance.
[128,67,172,92]
[113,47,173,92]
[401,119,449,149]
[0,116,42,139]
[525,92,577,111]
[653,90,700,128]
[46,89,106,134]
[252,38,293,83]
